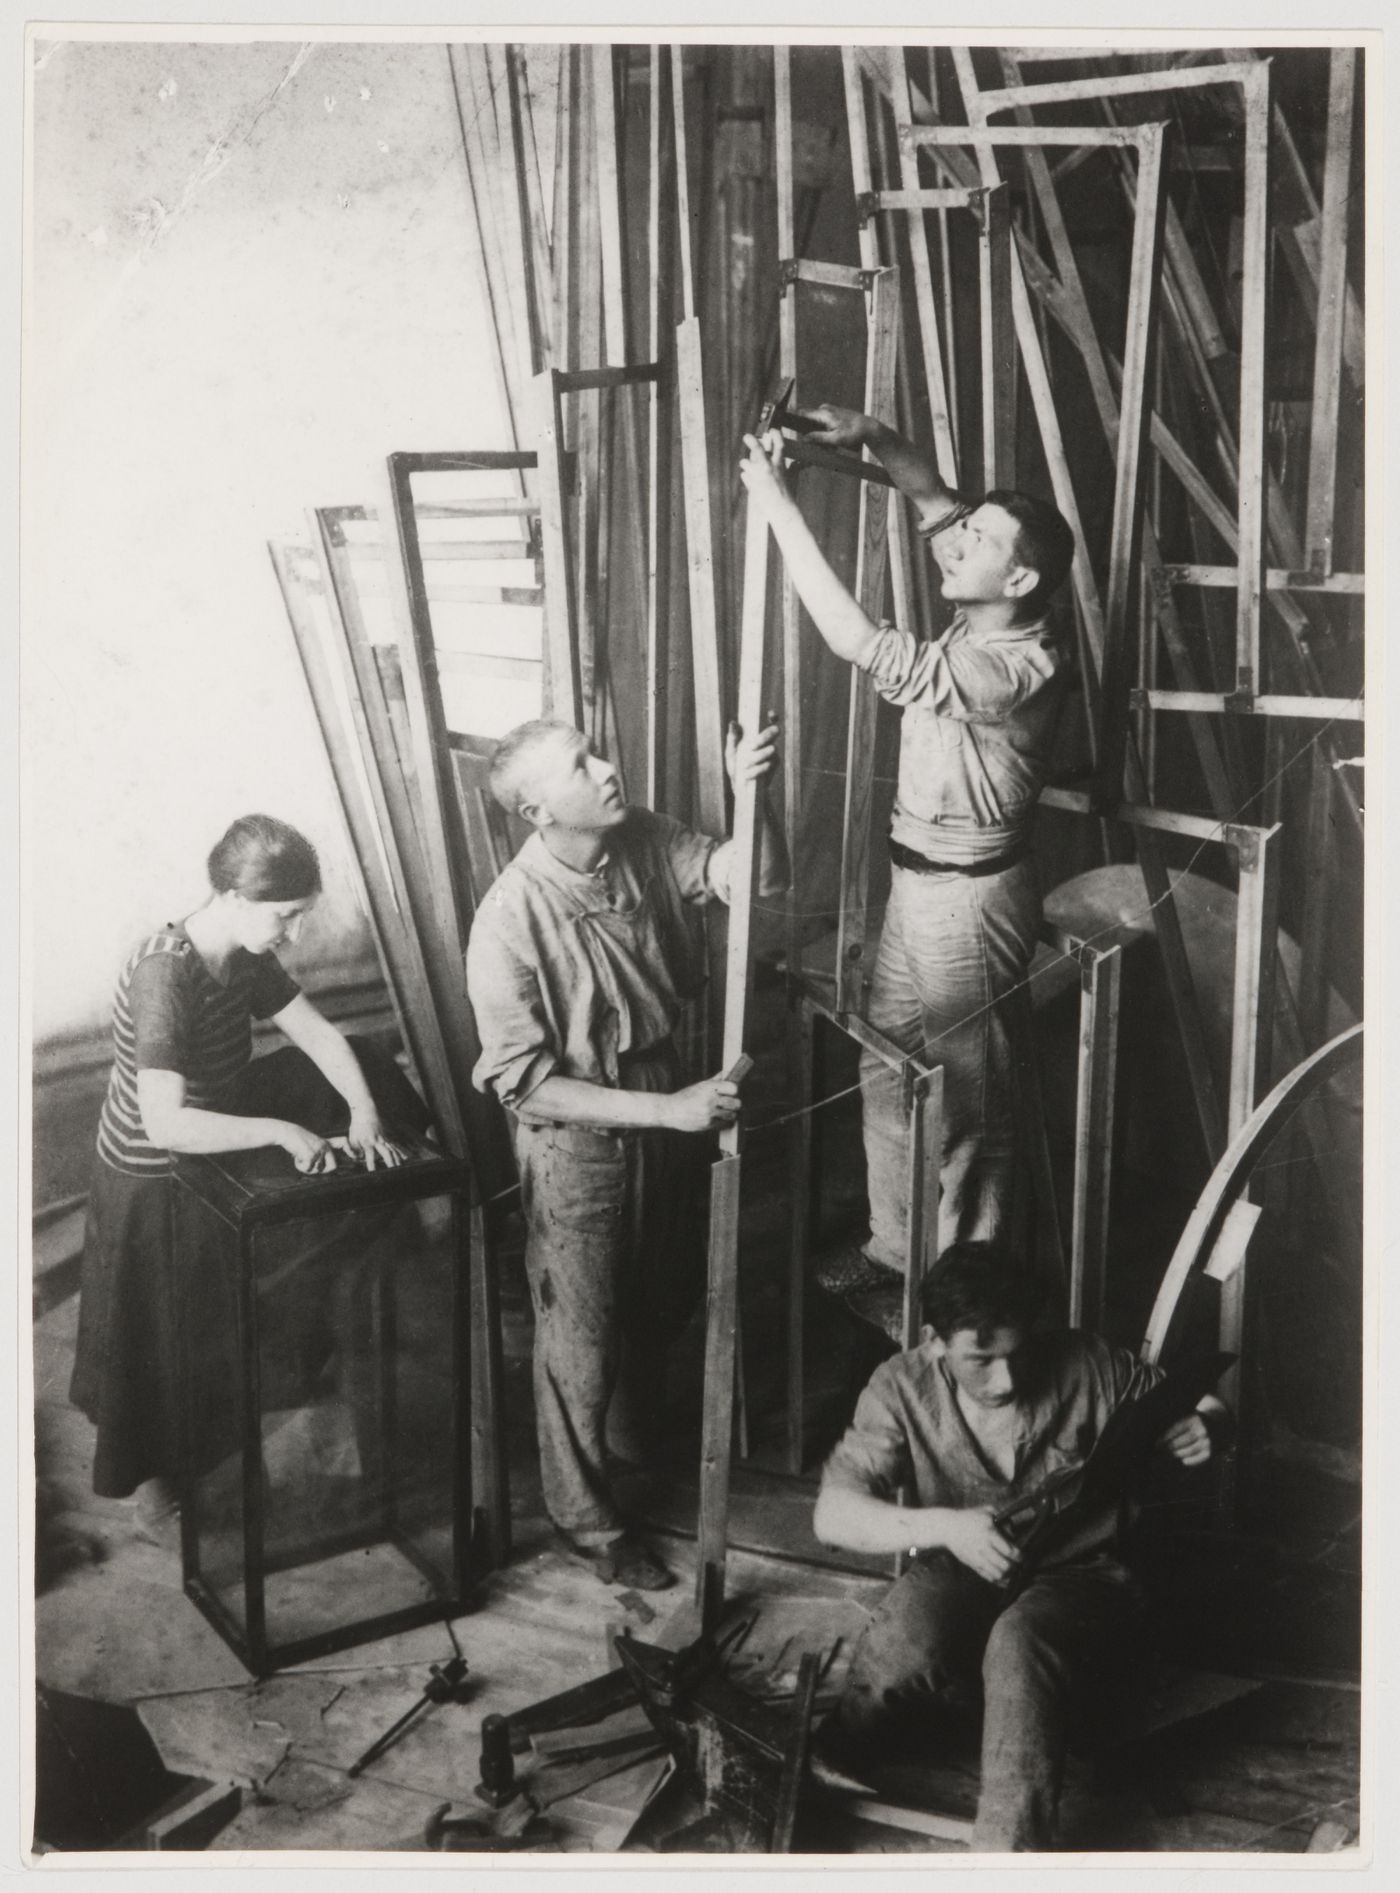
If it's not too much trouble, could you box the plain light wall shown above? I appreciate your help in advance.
[26,38,508,1042]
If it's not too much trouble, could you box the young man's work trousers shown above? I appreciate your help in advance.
[860,855,1041,1268]
[511,1043,706,1542]
[834,1550,1141,1851]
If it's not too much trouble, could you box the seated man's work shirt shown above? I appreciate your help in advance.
[467,807,723,1115]
[856,611,1067,866]
[823,1332,1167,1570]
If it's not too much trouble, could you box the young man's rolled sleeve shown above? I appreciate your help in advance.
[858,626,1050,721]
[821,1373,913,1501]
[467,929,560,1109]
[658,814,721,905]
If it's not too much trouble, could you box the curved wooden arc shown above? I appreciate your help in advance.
[1142,1024,1363,1365]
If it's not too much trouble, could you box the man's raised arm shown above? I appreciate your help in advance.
[804,403,963,531]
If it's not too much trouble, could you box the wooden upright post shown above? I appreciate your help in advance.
[1304,48,1357,577]
[975,182,1016,490]
[1094,121,1168,806]
[834,266,900,1017]
[696,491,771,1622]
[672,45,729,839]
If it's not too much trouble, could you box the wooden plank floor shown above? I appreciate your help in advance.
[34,1283,1362,1856]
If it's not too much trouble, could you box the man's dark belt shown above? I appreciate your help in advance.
[888,836,1028,879]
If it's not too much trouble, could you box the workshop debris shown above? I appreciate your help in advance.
[346,1626,470,1778]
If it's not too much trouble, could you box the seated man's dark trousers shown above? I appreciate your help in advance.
[834,1549,1142,1850]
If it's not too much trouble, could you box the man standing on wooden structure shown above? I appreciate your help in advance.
[741,415,1074,1326]
[467,718,786,1590]
[812,1243,1230,1850]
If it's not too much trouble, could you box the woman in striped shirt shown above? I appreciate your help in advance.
[70,814,424,1534]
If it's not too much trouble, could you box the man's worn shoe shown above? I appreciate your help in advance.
[553,1528,675,1591]
[814,1243,902,1299]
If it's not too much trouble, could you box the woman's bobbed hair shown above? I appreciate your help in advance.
[208,815,321,903]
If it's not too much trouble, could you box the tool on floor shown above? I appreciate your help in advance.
[346,1625,471,1779]
[424,1800,553,1851]
[474,1713,516,1807]
[613,1630,821,1851]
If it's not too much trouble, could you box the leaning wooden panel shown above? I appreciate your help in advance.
[377,456,531,1560]
[695,492,771,1620]
[271,542,433,1121]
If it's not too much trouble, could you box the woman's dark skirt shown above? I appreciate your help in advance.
[68,1038,431,1499]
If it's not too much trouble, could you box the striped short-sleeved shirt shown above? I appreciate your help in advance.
[95,926,300,1176]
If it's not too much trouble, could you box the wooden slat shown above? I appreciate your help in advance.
[1160,565,1363,594]
[775,44,804,999]
[1141,1026,1362,1367]
[1095,121,1167,803]
[903,1068,943,1349]
[446,44,525,448]
[695,493,771,1621]
[784,258,868,290]
[841,49,881,276]
[509,46,556,372]
[675,316,729,836]
[1069,943,1122,1330]
[645,45,673,811]
[885,52,958,484]
[1304,48,1357,574]
[1218,822,1282,1422]
[977,182,1016,489]
[670,45,696,321]
[531,369,583,728]
[1142,690,1363,722]
[835,268,899,1016]
[906,121,1160,147]
[592,44,627,366]
[785,997,814,1475]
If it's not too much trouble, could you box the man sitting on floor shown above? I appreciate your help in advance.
[812,1241,1230,1851]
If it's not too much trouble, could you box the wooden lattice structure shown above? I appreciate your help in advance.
[269,43,1364,1603]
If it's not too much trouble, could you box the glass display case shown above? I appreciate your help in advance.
[171,1142,470,1675]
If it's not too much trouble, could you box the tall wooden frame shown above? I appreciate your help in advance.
[971,59,1270,716]
[1041,787,1282,1405]
[978,51,1364,740]
[900,114,1169,804]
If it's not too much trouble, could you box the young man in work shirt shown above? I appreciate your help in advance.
[813,1243,1230,1851]
[466,717,786,1591]
[740,414,1074,1325]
